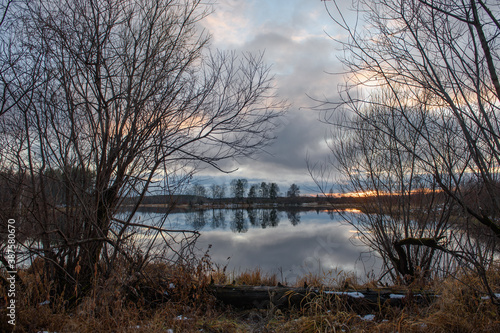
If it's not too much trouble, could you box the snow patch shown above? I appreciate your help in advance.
[481,293,500,300]
[360,314,375,321]
[324,291,365,298]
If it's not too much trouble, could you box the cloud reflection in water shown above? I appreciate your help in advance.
[169,209,382,284]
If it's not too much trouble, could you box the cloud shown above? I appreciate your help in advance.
[202,1,253,48]
[197,0,347,190]
[193,213,382,282]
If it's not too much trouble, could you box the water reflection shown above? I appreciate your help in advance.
[287,211,300,226]
[131,208,382,283]
[183,208,292,232]
[231,209,246,233]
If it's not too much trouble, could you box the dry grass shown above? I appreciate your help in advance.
[234,268,278,286]
[209,264,279,286]
[421,273,500,332]
[295,269,362,289]
[3,259,500,332]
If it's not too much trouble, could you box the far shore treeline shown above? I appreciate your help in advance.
[121,177,410,212]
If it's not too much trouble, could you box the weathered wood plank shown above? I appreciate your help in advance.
[209,284,437,309]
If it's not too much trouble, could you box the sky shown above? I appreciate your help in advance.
[195,0,348,195]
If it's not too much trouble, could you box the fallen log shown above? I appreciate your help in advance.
[209,284,437,310]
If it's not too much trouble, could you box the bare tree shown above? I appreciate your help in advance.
[248,184,258,200]
[190,184,207,198]
[259,181,269,198]
[319,0,500,297]
[311,89,459,284]
[0,0,284,299]
[231,178,248,200]
[269,182,279,199]
[210,183,225,200]
[287,183,300,198]
[0,0,15,116]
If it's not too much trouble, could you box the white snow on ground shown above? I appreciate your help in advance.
[324,291,365,298]
[481,293,500,300]
[359,314,376,321]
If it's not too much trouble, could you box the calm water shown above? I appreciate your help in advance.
[129,208,382,284]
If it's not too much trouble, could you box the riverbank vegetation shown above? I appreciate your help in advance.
[2,257,500,332]
[2,0,500,331]
[0,0,285,318]
[310,0,500,307]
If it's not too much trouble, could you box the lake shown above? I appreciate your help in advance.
[128,208,382,284]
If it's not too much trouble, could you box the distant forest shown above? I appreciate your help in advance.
[130,178,366,208]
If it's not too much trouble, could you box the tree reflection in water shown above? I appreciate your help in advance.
[287,211,300,226]
[184,208,302,232]
[210,209,226,229]
[186,210,207,230]
[127,208,382,283]
[231,209,247,233]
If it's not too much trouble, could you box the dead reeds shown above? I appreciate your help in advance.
[2,257,500,332]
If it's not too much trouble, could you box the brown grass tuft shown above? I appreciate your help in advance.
[4,256,500,332]
[233,267,278,286]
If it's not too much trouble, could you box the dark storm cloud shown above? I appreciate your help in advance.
[197,0,347,191]
[213,31,343,186]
